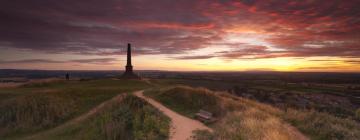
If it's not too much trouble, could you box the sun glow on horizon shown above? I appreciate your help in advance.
[0,1,359,72]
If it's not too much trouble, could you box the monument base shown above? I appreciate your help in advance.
[121,71,140,79]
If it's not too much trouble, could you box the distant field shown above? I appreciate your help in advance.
[152,78,359,94]
[152,78,360,119]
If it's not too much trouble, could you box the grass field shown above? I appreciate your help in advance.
[151,78,358,96]
[153,78,360,119]
[144,85,360,140]
[144,86,304,140]
[26,95,170,140]
[283,109,360,140]
[1,78,359,140]
[0,79,153,139]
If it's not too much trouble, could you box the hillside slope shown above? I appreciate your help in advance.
[145,86,309,140]
[134,90,211,140]
[25,94,170,140]
[0,79,167,140]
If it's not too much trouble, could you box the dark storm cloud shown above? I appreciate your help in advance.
[0,59,63,64]
[0,0,216,55]
[0,58,117,65]
[171,55,215,60]
[309,59,360,64]
[345,60,360,64]
[69,58,118,64]
[0,0,359,59]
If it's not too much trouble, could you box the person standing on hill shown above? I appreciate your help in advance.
[65,73,70,81]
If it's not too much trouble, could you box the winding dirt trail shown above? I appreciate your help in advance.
[285,123,310,140]
[134,90,212,140]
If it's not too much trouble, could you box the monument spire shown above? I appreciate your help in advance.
[121,43,140,79]
[126,43,132,67]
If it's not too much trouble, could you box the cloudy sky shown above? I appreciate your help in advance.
[0,0,359,71]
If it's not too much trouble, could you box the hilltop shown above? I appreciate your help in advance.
[0,77,359,140]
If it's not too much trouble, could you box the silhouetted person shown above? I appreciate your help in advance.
[65,73,70,81]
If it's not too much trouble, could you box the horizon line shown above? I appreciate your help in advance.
[1,68,360,74]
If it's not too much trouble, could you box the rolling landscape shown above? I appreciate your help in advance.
[1,70,360,139]
[1,0,360,139]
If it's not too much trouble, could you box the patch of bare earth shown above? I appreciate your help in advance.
[284,124,309,140]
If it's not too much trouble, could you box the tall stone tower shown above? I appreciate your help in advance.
[121,43,140,79]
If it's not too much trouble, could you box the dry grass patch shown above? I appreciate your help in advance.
[284,109,360,140]
[145,86,306,140]
[0,92,77,138]
[27,95,170,140]
[0,79,150,139]
[212,93,303,140]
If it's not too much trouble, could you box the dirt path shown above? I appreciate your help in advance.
[25,93,126,140]
[285,123,310,140]
[134,90,212,140]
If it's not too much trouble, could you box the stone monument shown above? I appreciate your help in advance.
[121,43,140,79]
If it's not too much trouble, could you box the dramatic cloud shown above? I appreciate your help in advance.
[0,59,64,64]
[171,55,215,60]
[0,58,117,65]
[0,0,359,70]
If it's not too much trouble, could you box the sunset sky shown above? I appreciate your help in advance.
[0,0,359,72]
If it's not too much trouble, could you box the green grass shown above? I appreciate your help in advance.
[144,86,303,140]
[151,79,239,90]
[156,79,359,119]
[0,79,150,139]
[145,85,360,140]
[152,78,350,96]
[2,78,359,140]
[29,95,170,140]
[283,109,360,140]
[144,86,224,118]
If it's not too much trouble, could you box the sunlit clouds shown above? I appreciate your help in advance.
[0,0,359,71]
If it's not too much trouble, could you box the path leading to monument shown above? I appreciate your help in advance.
[134,90,212,140]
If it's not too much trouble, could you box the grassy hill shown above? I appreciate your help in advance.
[1,78,359,140]
[144,86,360,140]
[0,79,170,140]
[26,95,170,140]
